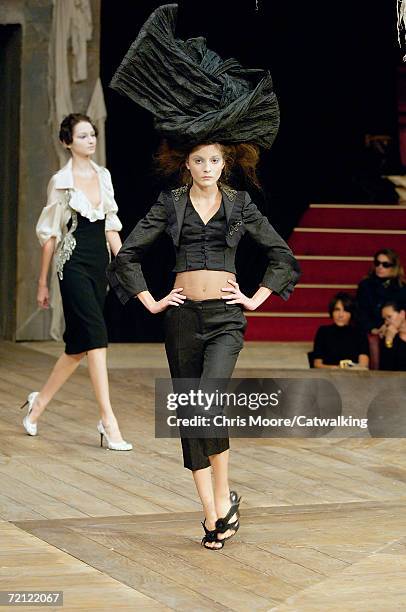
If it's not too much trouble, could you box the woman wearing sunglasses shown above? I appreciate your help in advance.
[356,248,406,334]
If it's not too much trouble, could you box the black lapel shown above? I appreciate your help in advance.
[170,186,189,247]
[220,184,238,226]
[222,194,234,226]
[169,184,240,246]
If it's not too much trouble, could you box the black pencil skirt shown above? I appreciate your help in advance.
[164,298,247,471]
[59,215,109,355]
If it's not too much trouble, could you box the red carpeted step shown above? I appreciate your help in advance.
[301,205,406,229]
[297,258,371,284]
[245,315,328,341]
[258,286,356,312]
[252,202,406,341]
[289,230,406,257]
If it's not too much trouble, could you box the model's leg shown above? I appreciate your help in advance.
[202,305,246,540]
[165,304,224,547]
[192,466,224,549]
[209,449,230,510]
[209,449,239,540]
[86,347,127,443]
[28,352,85,423]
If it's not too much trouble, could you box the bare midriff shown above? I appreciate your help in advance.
[174,270,236,301]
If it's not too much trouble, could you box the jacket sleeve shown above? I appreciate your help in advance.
[106,193,168,305]
[242,192,301,299]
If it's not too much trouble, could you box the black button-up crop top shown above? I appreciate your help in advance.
[173,196,234,274]
[106,185,301,305]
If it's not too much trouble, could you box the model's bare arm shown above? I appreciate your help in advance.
[137,288,185,314]
[221,280,272,311]
[37,237,56,309]
[106,230,122,257]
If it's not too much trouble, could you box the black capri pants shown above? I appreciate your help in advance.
[164,298,247,471]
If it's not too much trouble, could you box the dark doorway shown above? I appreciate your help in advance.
[0,25,22,340]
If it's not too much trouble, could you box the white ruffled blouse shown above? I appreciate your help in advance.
[36,158,122,249]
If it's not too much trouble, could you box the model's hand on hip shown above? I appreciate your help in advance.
[221,280,256,310]
[37,284,50,309]
[150,288,186,314]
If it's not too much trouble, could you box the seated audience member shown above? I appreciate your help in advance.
[313,293,369,369]
[380,302,406,371]
[357,248,406,334]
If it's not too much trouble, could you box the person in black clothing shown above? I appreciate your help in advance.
[380,302,406,371]
[356,248,406,335]
[313,293,369,369]
[107,3,300,550]
[108,144,300,546]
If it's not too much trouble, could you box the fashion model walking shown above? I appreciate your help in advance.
[108,4,300,546]
[23,113,132,451]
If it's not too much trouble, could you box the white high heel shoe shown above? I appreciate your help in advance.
[20,392,39,436]
[97,420,133,451]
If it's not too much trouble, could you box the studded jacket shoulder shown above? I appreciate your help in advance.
[106,185,301,305]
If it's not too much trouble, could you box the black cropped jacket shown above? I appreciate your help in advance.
[107,184,301,305]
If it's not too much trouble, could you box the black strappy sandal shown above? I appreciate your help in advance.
[215,490,242,543]
[201,520,224,550]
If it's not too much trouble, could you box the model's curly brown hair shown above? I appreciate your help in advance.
[154,140,261,188]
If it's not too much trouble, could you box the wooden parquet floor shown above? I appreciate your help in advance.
[0,341,405,611]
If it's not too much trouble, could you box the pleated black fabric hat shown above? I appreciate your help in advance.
[110,3,280,149]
